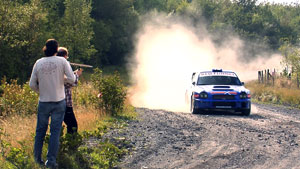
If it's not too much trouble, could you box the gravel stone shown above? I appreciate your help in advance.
[99,103,300,169]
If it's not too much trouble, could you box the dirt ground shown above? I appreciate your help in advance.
[103,103,300,169]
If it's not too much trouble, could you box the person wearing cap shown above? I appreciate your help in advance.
[57,47,82,134]
[29,39,76,168]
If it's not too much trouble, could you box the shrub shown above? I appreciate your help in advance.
[72,81,98,108]
[91,68,127,116]
[0,128,37,169]
[0,78,38,117]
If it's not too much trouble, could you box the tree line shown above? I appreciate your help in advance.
[1,0,299,83]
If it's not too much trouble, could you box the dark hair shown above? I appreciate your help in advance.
[57,47,68,57]
[43,39,58,56]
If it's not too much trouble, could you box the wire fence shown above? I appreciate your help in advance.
[258,68,300,88]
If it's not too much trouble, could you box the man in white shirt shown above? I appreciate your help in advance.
[29,39,75,169]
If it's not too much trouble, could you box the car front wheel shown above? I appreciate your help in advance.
[241,105,251,116]
[190,97,199,114]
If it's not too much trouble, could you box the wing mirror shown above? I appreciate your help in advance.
[192,82,196,85]
[241,82,245,85]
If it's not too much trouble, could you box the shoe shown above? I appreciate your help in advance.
[45,161,58,169]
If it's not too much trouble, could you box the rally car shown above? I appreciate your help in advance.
[185,69,251,116]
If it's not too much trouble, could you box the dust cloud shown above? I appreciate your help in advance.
[127,13,282,113]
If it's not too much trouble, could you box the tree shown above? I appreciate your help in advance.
[133,0,167,13]
[0,0,47,83]
[91,0,138,65]
[40,0,65,37]
[279,41,300,87]
[59,0,96,63]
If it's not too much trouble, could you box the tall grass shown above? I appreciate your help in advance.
[0,69,136,169]
[246,79,300,108]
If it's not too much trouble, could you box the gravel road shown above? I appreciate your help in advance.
[103,103,300,169]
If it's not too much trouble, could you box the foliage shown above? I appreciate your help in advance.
[1,0,300,82]
[72,81,98,108]
[59,0,96,63]
[91,68,127,116]
[0,128,38,169]
[0,78,38,117]
[0,110,136,169]
[279,41,300,73]
[81,140,128,169]
[91,0,138,65]
[0,0,48,83]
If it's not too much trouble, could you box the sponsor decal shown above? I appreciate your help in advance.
[200,72,236,77]
[210,91,237,95]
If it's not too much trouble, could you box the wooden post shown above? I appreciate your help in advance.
[272,69,275,86]
[258,71,261,83]
[267,69,270,84]
[264,69,268,84]
[261,70,264,84]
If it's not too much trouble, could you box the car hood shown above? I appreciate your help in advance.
[194,85,250,94]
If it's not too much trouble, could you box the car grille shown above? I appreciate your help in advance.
[213,95,235,100]
[213,102,236,107]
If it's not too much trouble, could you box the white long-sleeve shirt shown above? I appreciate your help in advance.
[29,56,76,102]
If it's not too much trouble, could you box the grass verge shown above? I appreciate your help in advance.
[0,104,137,169]
[246,80,300,108]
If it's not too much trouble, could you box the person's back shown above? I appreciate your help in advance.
[30,56,75,102]
[29,39,75,169]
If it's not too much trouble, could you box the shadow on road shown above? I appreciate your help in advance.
[194,111,265,119]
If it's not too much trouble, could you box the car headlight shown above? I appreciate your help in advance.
[194,92,208,99]
[239,92,248,99]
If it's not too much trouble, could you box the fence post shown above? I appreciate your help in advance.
[267,69,270,84]
[265,69,267,84]
[272,69,275,86]
[261,70,264,84]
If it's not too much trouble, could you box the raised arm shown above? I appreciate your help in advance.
[64,59,76,84]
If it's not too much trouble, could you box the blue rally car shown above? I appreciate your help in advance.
[185,69,251,116]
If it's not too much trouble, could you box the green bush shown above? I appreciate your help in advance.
[73,81,98,108]
[0,78,38,117]
[91,68,127,116]
[84,141,127,169]
[0,128,38,169]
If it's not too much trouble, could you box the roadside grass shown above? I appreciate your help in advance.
[0,103,137,169]
[0,68,137,169]
[246,80,300,108]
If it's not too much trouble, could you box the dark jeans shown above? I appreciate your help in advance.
[34,100,65,167]
[63,106,78,134]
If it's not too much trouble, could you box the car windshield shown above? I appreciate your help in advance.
[197,76,242,85]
